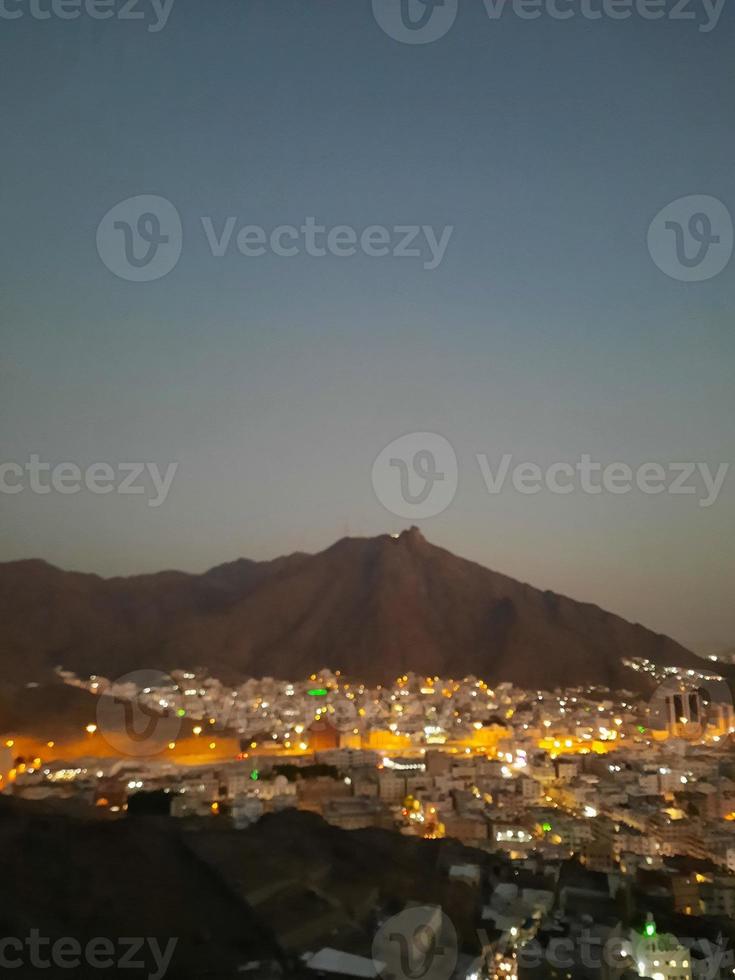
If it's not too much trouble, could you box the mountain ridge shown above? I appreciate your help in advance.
[0,528,711,690]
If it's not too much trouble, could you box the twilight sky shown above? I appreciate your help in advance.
[1,0,733,650]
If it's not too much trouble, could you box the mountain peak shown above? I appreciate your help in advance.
[0,532,709,689]
[389,525,427,547]
[403,525,425,541]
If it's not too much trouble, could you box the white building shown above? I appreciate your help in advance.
[628,918,691,980]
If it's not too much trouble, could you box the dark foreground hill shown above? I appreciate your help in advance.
[0,799,494,977]
[0,795,281,978]
[0,527,708,690]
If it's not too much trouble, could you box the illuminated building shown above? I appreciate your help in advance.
[628,916,692,980]
[306,718,339,752]
[665,691,703,738]
[708,701,735,735]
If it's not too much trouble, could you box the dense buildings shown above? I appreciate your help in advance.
[3,661,735,978]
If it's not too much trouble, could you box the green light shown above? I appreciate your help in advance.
[637,725,646,734]
[176,709,186,718]
[644,922,656,938]
[250,769,259,781]
[308,688,328,697]
[541,822,552,832]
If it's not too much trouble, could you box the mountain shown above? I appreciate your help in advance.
[0,527,711,691]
